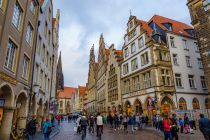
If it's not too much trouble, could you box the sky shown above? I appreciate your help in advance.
[52,0,192,87]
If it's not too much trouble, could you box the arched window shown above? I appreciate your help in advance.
[60,100,63,108]
[205,98,210,109]
[179,98,187,110]
[192,98,200,109]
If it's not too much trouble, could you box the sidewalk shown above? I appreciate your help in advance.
[34,120,61,140]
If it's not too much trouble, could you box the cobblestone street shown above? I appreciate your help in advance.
[51,120,205,140]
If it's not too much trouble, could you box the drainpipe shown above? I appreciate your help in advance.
[28,8,41,121]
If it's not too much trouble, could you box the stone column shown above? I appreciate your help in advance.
[0,108,14,140]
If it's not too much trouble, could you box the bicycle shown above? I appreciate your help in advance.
[81,126,86,140]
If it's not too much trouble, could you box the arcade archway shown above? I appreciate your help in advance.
[133,99,143,114]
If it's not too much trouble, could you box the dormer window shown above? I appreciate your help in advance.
[203,0,210,11]
[163,23,173,31]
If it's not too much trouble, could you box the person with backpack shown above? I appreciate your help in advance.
[123,115,129,133]
[199,114,210,140]
[26,116,37,140]
[171,114,178,140]
[129,114,135,134]
[42,118,52,140]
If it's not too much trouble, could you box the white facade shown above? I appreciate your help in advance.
[121,25,151,78]
[167,32,208,109]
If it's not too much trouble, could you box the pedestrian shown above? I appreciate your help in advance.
[145,115,149,126]
[123,115,129,133]
[199,114,210,140]
[42,118,52,140]
[26,116,37,140]
[184,114,190,134]
[171,114,178,140]
[129,114,135,134]
[179,118,184,133]
[114,114,119,131]
[163,115,172,140]
[141,114,146,129]
[135,113,140,130]
[76,115,81,134]
[152,115,156,128]
[55,114,61,126]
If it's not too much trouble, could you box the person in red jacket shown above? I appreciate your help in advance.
[163,115,172,140]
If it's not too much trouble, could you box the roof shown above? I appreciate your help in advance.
[79,86,86,97]
[52,18,56,28]
[115,50,123,61]
[148,15,193,37]
[105,49,110,63]
[57,87,77,98]
[137,20,153,36]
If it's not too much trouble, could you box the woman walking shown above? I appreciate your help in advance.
[42,118,52,140]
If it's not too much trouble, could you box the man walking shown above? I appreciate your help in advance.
[26,116,37,140]
[199,114,210,140]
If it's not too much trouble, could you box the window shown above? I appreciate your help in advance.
[129,21,133,29]
[12,2,22,29]
[131,43,136,53]
[188,75,196,88]
[48,8,51,21]
[124,48,129,58]
[186,56,192,67]
[170,37,175,48]
[183,39,188,50]
[194,42,199,52]
[48,31,51,45]
[40,70,43,88]
[143,71,151,88]
[5,40,17,71]
[198,58,203,69]
[38,36,41,55]
[30,0,35,14]
[159,51,168,61]
[201,76,207,89]
[175,74,183,88]
[60,101,63,108]
[179,98,187,110]
[35,64,39,83]
[172,54,178,65]
[141,52,149,66]
[45,22,48,37]
[26,23,33,45]
[138,37,144,48]
[203,0,210,11]
[22,55,30,80]
[161,69,171,86]
[192,98,200,109]
[123,63,129,75]
[131,58,138,71]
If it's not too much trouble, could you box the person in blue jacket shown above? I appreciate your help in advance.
[43,118,52,140]
[199,114,210,140]
[129,114,135,134]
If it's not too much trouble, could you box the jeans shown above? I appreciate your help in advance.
[96,125,103,136]
[81,125,87,136]
[164,132,172,140]
[44,133,50,140]
[131,125,134,133]
[142,123,145,129]
[136,122,140,129]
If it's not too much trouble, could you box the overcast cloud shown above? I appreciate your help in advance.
[52,0,191,87]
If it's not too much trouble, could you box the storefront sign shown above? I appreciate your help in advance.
[0,98,5,107]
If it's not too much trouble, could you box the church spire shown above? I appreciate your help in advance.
[56,51,64,91]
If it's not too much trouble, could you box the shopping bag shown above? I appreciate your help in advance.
[74,126,77,132]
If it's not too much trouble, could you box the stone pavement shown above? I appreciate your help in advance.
[51,121,205,140]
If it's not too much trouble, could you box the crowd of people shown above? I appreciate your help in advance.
[11,112,210,140]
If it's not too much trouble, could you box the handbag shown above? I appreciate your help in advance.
[74,126,77,132]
